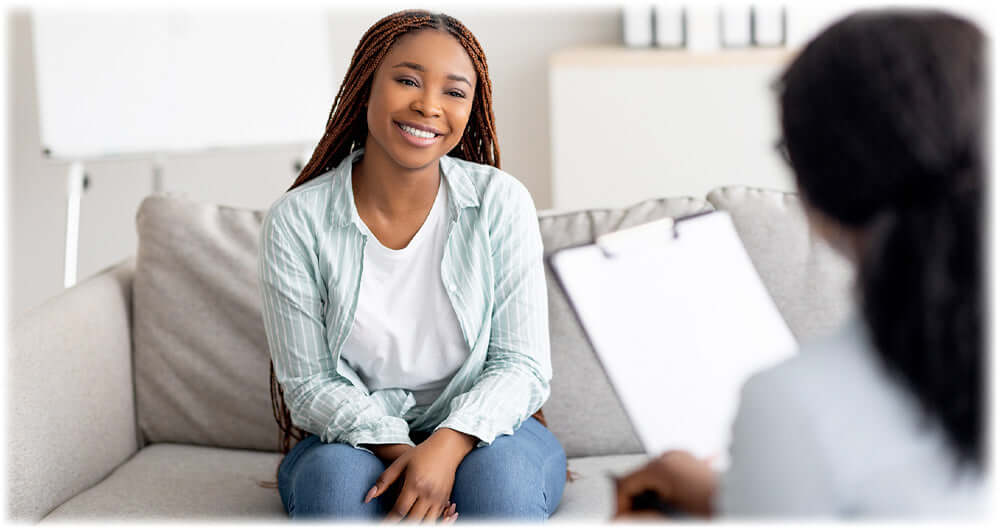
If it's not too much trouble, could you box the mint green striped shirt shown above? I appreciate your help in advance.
[258,149,552,450]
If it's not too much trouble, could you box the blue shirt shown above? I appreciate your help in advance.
[258,148,552,450]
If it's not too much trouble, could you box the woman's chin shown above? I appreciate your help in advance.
[388,147,448,171]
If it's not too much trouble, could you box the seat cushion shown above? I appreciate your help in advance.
[44,444,285,520]
[43,443,647,521]
[553,453,650,520]
[539,197,714,458]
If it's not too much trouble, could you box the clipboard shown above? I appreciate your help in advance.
[549,211,797,469]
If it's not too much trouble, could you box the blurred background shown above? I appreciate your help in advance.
[5,1,992,322]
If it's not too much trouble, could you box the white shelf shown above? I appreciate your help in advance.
[550,46,797,68]
[549,46,797,211]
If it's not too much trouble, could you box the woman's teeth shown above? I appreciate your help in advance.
[399,123,437,139]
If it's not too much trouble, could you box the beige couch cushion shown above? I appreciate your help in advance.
[43,444,285,520]
[42,443,646,520]
[133,195,278,451]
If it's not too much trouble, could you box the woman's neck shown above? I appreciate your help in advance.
[352,142,441,220]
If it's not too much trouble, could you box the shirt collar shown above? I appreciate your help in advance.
[331,148,480,228]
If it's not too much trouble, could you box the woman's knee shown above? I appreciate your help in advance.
[451,436,563,520]
[284,442,385,519]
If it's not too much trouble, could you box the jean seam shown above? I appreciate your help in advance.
[537,424,567,515]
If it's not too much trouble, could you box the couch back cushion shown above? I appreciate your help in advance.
[539,197,714,457]
[134,195,278,451]
[706,186,855,341]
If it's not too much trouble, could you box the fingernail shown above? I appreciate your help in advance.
[364,485,377,503]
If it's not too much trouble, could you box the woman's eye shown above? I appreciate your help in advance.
[447,90,466,98]
[397,78,418,87]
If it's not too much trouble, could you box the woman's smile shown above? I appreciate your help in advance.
[394,120,444,147]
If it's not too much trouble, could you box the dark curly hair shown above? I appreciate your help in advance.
[778,10,985,469]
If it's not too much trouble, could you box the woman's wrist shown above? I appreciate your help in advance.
[365,443,412,462]
[430,428,478,462]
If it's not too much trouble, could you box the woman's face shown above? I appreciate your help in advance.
[365,29,477,171]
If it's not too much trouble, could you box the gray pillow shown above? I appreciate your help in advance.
[706,186,855,343]
[539,197,714,458]
[133,194,278,451]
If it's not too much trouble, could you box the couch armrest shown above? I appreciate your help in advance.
[8,259,140,521]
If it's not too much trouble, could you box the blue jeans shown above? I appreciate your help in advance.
[278,417,567,520]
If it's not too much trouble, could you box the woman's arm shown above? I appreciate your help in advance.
[434,179,553,445]
[259,212,413,450]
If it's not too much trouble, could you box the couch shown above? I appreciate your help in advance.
[8,185,854,521]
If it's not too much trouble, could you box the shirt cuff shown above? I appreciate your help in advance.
[336,415,415,452]
[434,413,516,448]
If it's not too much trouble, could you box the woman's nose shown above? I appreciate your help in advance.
[410,92,442,117]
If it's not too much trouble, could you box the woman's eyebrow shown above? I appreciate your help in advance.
[392,61,472,87]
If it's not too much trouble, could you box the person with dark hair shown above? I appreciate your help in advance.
[258,10,566,521]
[614,9,986,518]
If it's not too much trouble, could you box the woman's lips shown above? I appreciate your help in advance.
[395,121,442,147]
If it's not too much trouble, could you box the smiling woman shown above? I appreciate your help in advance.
[258,10,567,522]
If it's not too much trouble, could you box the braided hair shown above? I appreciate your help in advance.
[270,10,501,457]
[287,9,500,193]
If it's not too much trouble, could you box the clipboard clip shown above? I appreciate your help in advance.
[595,210,716,258]
[596,217,677,258]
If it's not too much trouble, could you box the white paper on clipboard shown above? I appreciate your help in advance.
[550,211,797,469]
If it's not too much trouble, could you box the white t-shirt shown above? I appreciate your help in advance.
[340,178,469,407]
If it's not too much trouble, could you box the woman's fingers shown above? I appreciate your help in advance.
[384,489,418,523]
[424,503,448,523]
[369,457,407,503]
[613,464,670,517]
[428,502,457,524]
[404,498,434,522]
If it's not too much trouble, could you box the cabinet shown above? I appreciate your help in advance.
[549,47,797,211]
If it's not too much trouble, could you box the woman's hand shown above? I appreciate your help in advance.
[613,450,718,520]
[365,428,477,522]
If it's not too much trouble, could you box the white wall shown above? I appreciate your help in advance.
[6,7,622,321]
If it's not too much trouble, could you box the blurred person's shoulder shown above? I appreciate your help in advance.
[742,312,907,428]
[739,313,985,515]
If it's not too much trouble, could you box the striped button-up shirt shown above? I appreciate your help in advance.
[258,148,551,450]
